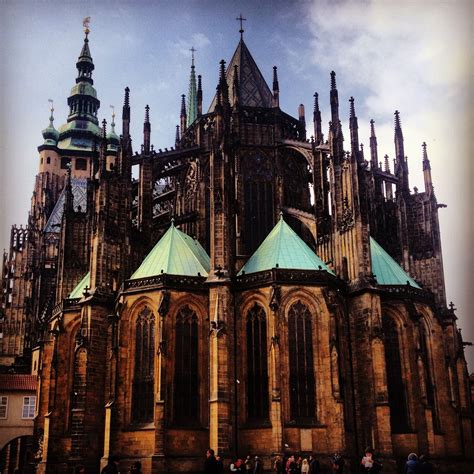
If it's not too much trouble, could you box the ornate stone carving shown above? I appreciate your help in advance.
[338,196,354,232]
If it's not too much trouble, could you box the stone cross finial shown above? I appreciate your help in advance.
[236,14,247,38]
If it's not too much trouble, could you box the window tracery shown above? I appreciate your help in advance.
[246,303,269,421]
[173,305,199,425]
[132,306,155,424]
[383,315,409,432]
[288,300,316,421]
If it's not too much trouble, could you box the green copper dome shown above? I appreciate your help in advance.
[370,237,420,287]
[107,117,120,152]
[131,222,210,279]
[238,216,334,275]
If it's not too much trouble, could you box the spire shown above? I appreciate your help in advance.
[272,66,279,108]
[349,96,360,160]
[394,110,409,191]
[64,162,73,212]
[313,93,323,145]
[122,87,130,138]
[143,105,151,154]
[422,141,433,194]
[197,75,203,117]
[66,22,100,124]
[298,104,306,128]
[384,154,390,173]
[99,119,107,173]
[76,19,94,85]
[219,59,230,108]
[180,94,187,135]
[330,71,339,126]
[369,119,378,169]
[107,105,119,153]
[208,36,273,110]
[394,110,404,158]
[175,125,180,147]
[187,47,198,127]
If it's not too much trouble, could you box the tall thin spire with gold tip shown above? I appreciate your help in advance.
[187,47,198,127]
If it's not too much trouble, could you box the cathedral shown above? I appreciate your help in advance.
[0,21,473,473]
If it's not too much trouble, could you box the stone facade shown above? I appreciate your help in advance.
[1,26,473,473]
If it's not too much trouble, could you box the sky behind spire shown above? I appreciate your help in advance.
[0,0,472,366]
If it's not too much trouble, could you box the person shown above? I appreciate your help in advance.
[204,448,218,474]
[286,455,297,474]
[101,456,119,474]
[405,453,419,474]
[418,455,433,474]
[253,456,263,474]
[361,448,375,472]
[130,461,142,473]
[309,455,320,474]
[216,455,224,474]
[297,456,303,473]
[245,456,253,472]
[301,458,310,473]
[274,455,284,473]
[231,458,243,472]
[331,453,344,473]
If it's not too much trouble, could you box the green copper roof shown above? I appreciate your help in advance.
[69,272,90,298]
[131,223,210,279]
[370,237,420,288]
[238,217,334,276]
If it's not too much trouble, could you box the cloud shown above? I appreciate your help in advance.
[171,32,211,57]
[304,0,473,366]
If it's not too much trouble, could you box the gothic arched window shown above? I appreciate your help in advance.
[419,322,440,430]
[383,316,409,432]
[288,300,316,421]
[174,305,199,425]
[132,306,155,424]
[242,154,274,253]
[246,303,269,421]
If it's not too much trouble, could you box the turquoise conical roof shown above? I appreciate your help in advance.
[238,216,334,275]
[131,223,210,279]
[370,237,420,287]
[69,272,90,298]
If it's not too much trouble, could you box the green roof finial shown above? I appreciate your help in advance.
[187,47,198,127]
[110,105,116,132]
[48,99,55,127]
[42,99,59,144]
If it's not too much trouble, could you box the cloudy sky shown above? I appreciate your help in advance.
[0,0,472,366]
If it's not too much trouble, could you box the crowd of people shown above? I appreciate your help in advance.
[69,447,436,473]
[204,447,436,473]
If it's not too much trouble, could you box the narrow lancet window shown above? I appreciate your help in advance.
[288,300,316,421]
[246,303,269,421]
[132,306,155,424]
[174,305,199,424]
[383,316,409,432]
[419,322,440,430]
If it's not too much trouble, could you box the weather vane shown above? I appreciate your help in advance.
[110,105,115,122]
[48,99,54,114]
[190,47,196,67]
[83,16,91,35]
